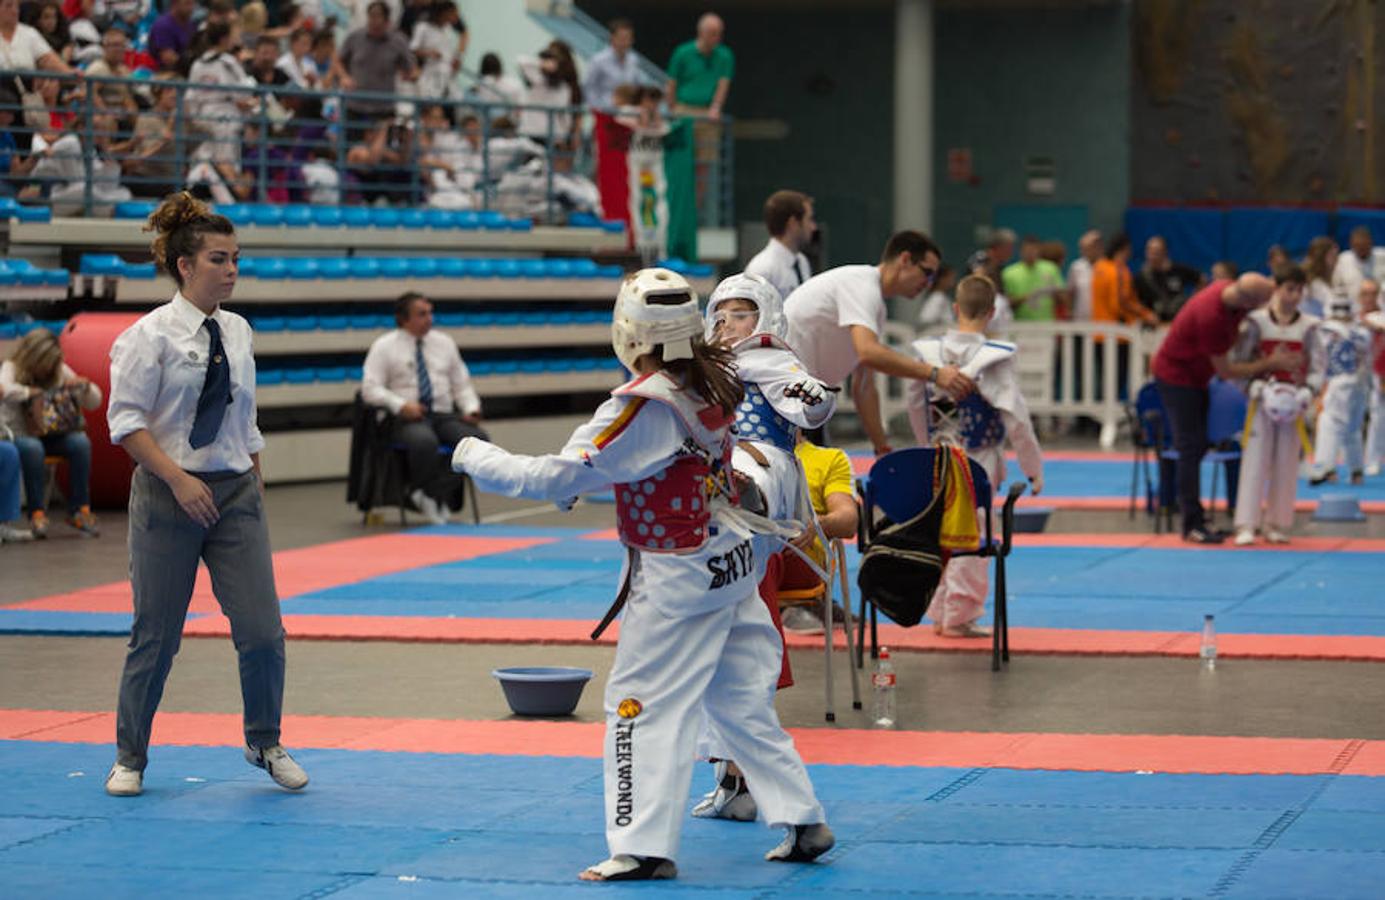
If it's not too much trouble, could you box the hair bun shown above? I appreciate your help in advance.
[144,191,215,236]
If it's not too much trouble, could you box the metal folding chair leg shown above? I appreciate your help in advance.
[834,541,862,711]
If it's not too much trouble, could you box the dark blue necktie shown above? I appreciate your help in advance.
[793,258,806,285]
[415,338,433,412]
[190,318,231,449]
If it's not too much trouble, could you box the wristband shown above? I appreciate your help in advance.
[928,366,940,385]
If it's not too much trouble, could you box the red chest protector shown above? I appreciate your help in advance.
[1249,307,1317,384]
[611,372,736,553]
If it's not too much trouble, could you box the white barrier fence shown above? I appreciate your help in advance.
[842,321,1165,449]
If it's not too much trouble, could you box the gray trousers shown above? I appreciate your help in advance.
[115,466,285,771]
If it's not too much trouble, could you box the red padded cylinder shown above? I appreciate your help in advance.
[59,312,142,509]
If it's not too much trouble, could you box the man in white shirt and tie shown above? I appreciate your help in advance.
[745,190,816,301]
[362,292,487,523]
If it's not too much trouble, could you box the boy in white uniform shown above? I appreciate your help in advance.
[906,275,1044,638]
[452,269,832,882]
[1231,266,1319,545]
[1359,281,1385,475]
[694,272,835,822]
[1311,294,1375,485]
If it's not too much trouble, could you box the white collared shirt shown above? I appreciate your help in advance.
[783,265,885,385]
[361,328,481,417]
[108,291,265,473]
[1067,257,1095,320]
[583,45,647,109]
[745,237,810,303]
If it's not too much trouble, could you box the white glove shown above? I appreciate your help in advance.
[451,435,483,473]
[784,377,829,407]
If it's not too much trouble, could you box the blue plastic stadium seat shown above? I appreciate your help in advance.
[284,368,316,384]
[348,258,381,278]
[122,262,156,279]
[479,210,508,230]
[255,258,288,279]
[546,310,573,324]
[286,258,320,279]
[40,319,67,334]
[600,219,626,234]
[257,369,284,385]
[370,208,401,228]
[425,209,455,229]
[685,263,714,278]
[453,211,480,230]
[348,366,364,381]
[248,204,284,227]
[519,359,546,373]
[600,356,624,370]
[114,201,157,220]
[285,315,318,331]
[518,311,547,325]
[218,203,252,226]
[567,212,599,228]
[434,311,467,327]
[493,259,521,279]
[312,207,344,228]
[317,258,351,279]
[42,269,68,286]
[282,205,313,227]
[80,254,124,276]
[572,358,597,371]
[317,315,348,331]
[372,314,394,329]
[399,209,428,229]
[467,312,495,326]
[411,258,439,277]
[315,366,348,382]
[0,263,17,287]
[348,313,378,330]
[342,207,372,228]
[436,257,466,278]
[519,259,547,278]
[494,311,522,326]
[10,260,46,286]
[597,265,623,279]
[468,361,493,376]
[544,358,571,372]
[547,259,574,279]
[380,258,411,278]
[15,205,51,223]
[470,259,496,278]
[507,218,533,231]
[253,316,285,332]
[492,360,519,374]
[658,258,688,274]
[237,258,261,277]
[571,259,599,277]
[0,321,17,338]
[0,198,17,217]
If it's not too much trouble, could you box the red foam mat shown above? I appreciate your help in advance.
[2,707,1380,775]
[12,534,554,613]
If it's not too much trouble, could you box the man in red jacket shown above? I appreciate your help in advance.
[1152,273,1298,543]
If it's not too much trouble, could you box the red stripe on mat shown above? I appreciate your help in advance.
[1013,496,1385,513]
[2,708,1381,775]
[177,615,1385,662]
[11,534,554,613]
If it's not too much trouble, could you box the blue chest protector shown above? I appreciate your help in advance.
[1326,333,1364,378]
[954,393,1007,450]
[733,382,798,452]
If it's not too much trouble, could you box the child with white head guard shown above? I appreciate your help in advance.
[452,268,832,882]
[692,272,834,822]
[1230,265,1319,545]
[1311,292,1374,485]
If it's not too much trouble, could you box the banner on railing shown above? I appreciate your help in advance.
[593,112,698,262]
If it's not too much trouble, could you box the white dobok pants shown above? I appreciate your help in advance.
[927,446,1001,630]
[1313,378,1369,476]
[603,587,824,861]
[1366,376,1385,470]
[1234,405,1304,533]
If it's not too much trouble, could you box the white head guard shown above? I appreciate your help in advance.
[705,272,787,341]
[612,268,703,370]
[1261,381,1306,424]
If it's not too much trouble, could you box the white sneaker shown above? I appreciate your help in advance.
[691,761,758,821]
[781,605,824,635]
[245,744,309,790]
[765,823,835,862]
[1366,464,1381,477]
[105,763,142,796]
[0,523,34,542]
[1265,528,1290,544]
[409,489,447,526]
[1233,528,1256,547]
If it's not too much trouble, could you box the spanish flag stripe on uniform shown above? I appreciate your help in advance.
[594,397,646,449]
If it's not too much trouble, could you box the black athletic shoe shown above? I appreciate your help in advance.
[1182,528,1226,545]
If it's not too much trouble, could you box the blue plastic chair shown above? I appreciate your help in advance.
[113,201,157,220]
[857,446,1026,672]
[399,209,428,229]
[311,207,344,228]
[123,262,156,280]
[342,207,372,228]
[411,258,439,278]
[80,255,124,276]
[348,258,381,278]
[379,258,411,279]
[15,205,51,223]
[1203,378,1246,529]
[282,205,313,228]
[370,208,401,229]
[1134,379,1245,533]
[425,209,455,229]
[248,204,284,227]
[286,258,319,280]
[453,210,481,230]
[317,258,351,280]
[436,258,466,278]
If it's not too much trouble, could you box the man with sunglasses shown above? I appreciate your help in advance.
[784,230,974,455]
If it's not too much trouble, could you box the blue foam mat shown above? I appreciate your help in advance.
[3,742,1380,899]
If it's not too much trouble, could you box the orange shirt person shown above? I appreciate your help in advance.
[1091,233,1158,330]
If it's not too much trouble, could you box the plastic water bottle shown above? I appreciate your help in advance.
[1200,615,1217,672]
[872,647,897,728]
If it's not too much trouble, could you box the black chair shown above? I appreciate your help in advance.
[856,446,1026,672]
[346,391,480,526]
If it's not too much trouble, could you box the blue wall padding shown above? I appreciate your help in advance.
[1225,208,1330,275]
[1124,208,1224,274]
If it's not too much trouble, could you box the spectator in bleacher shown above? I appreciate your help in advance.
[28,0,71,63]
[299,144,339,204]
[1211,260,1237,281]
[745,189,815,303]
[584,17,646,110]
[1091,233,1158,328]
[337,1,417,139]
[99,0,148,38]
[1067,229,1101,321]
[1303,235,1338,318]
[147,0,194,72]
[276,27,316,87]
[417,102,475,209]
[1266,243,1289,275]
[121,73,179,197]
[249,34,291,94]
[667,11,731,210]
[346,0,401,32]
[470,51,523,111]
[0,327,102,538]
[1333,225,1374,306]
[1151,273,1283,543]
[1002,234,1065,322]
[238,1,271,48]
[85,28,139,114]
[517,39,581,148]
[308,27,339,89]
[361,291,488,525]
[0,434,34,542]
[965,227,1015,287]
[1135,235,1203,322]
[186,0,237,69]
[410,0,465,101]
[187,22,255,172]
[0,0,76,76]
[345,117,412,204]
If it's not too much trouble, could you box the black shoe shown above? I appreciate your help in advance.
[1309,472,1337,487]
[1182,528,1225,544]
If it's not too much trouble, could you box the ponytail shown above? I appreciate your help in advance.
[656,336,743,417]
[145,191,235,285]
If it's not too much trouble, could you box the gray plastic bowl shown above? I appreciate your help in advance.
[1011,506,1053,533]
[492,666,594,716]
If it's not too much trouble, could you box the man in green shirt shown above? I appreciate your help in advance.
[1001,235,1065,321]
[666,13,734,118]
